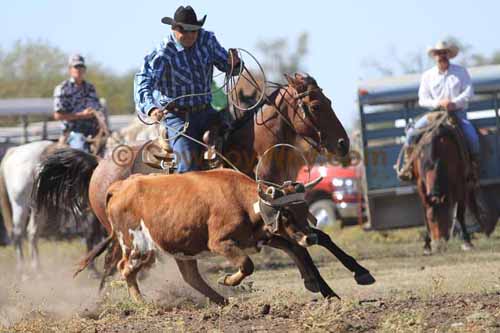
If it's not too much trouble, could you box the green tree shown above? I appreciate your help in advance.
[0,39,135,115]
[256,32,309,82]
[363,36,500,77]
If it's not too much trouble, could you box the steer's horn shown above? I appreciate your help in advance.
[304,176,323,190]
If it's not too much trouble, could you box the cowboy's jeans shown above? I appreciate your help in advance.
[67,131,91,153]
[405,111,480,155]
[163,108,220,173]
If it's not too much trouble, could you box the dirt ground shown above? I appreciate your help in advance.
[1,226,499,332]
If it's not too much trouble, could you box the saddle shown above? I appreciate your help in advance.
[412,112,472,177]
[133,122,227,174]
[420,114,469,159]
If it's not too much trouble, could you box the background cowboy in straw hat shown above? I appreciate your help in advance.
[398,40,480,182]
[134,5,241,173]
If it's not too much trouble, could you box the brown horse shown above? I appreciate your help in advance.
[413,125,482,254]
[34,73,374,299]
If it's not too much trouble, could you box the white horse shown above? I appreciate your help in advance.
[0,115,182,273]
[0,140,54,271]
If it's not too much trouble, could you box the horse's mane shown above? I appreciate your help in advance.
[229,73,318,133]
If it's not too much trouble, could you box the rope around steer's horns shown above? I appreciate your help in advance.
[394,111,448,178]
[254,143,318,191]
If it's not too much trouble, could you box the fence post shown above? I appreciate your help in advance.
[21,115,29,143]
[42,118,48,140]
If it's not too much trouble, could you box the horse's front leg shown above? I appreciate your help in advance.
[456,201,473,251]
[267,236,339,299]
[313,229,375,285]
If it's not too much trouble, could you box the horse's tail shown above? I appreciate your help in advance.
[0,148,14,242]
[32,148,99,220]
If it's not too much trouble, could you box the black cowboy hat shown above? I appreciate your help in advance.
[161,6,206,31]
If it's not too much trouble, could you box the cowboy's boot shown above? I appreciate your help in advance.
[397,146,414,181]
[203,129,223,168]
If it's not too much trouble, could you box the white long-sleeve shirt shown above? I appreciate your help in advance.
[418,63,474,110]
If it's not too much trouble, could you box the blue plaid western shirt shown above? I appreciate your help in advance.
[134,29,237,116]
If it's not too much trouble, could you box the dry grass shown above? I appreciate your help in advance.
[1,226,499,332]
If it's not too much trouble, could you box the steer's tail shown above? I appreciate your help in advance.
[74,233,113,278]
[32,148,99,219]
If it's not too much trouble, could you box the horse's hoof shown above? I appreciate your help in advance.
[354,272,376,285]
[423,248,432,256]
[303,278,320,293]
[461,242,474,251]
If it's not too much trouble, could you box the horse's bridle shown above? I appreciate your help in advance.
[274,84,325,153]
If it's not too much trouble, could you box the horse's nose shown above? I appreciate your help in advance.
[336,138,349,157]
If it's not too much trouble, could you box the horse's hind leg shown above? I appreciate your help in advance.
[457,201,473,251]
[314,229,375,285]
[11,203,29,273]
[175,259,227,305]
[27,210,42,272]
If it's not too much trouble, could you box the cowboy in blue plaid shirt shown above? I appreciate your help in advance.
[134,5,241,173]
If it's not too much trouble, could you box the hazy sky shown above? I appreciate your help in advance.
[2,1,498,127]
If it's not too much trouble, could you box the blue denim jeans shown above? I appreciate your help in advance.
[67,131,91,153]
[163,108,220,173]
[405,111,480,155]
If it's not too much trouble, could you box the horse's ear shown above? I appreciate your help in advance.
[284,73,296,86]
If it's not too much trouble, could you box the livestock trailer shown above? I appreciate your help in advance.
[358,65,500,230]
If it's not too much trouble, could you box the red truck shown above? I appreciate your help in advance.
[297,162,366,229]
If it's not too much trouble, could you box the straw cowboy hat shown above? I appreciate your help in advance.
[427,40,459,58]
[161,6,206,32]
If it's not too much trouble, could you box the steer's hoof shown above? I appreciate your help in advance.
[217,275,230,286]
[423,248,432,256]
[354,272,375,285]
[303,278,320,293]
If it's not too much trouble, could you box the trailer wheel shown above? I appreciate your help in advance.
[309,199,339,229]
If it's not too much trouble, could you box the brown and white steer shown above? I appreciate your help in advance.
[89,169,321,304]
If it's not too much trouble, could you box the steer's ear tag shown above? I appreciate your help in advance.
[253,201,261,214]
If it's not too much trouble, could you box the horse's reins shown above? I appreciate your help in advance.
[267,82,325,153]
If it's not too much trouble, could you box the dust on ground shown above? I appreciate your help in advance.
[1,227,499,332]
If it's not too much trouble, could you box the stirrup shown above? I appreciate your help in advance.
[397,171,413,182]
